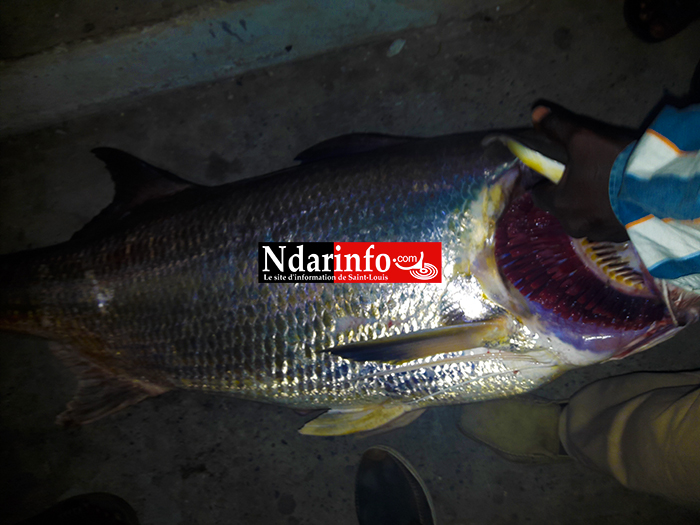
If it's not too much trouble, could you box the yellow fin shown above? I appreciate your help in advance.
[299,404,417,436]
[505,139,565,184]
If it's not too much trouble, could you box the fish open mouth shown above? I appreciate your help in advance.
[493,191,674,352]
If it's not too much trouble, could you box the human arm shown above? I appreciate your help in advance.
[530,104,700,293]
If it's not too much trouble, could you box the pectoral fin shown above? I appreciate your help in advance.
[299,404,423,436]
[326,316,512,364]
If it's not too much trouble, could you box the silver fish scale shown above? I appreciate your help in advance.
[2,134,542,409]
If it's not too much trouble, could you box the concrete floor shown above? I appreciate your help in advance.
[0,0,227,59]
[1,1,700,524]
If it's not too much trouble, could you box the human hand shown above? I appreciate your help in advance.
[529,105,632,242]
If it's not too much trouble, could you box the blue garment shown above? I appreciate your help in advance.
[609,104,700,293]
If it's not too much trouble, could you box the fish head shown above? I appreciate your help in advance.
[466,145,699,369]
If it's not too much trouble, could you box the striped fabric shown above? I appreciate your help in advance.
[609,105,700,293]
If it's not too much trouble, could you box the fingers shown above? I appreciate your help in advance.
[531,179,630,241]
[532,105,580,145]
[531,106,551,124]
[532,103,638,142]
[586,226,630,243]
[529,178,558,214]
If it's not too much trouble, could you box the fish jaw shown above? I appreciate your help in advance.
[488,190,694,365]
[456,163,691,370]
[459,163,531,314]
[481,133,698,360]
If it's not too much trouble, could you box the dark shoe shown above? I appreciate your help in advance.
[16,493,139,525]
[624,0,700,43]
[458,396,570,464]
[355,446,436,525]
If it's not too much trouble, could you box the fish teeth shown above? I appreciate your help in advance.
[494,194,666,330]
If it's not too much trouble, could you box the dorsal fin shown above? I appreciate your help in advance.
[73,148,202,241]
[294,133,416,163]
[93,147,198,207]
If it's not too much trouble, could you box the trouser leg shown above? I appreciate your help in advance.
[560,371,700,504]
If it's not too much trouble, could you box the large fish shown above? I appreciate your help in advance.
[1,131,696,435]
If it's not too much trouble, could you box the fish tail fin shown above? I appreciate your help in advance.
[50,342,170,425]
[0,250,45,337]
